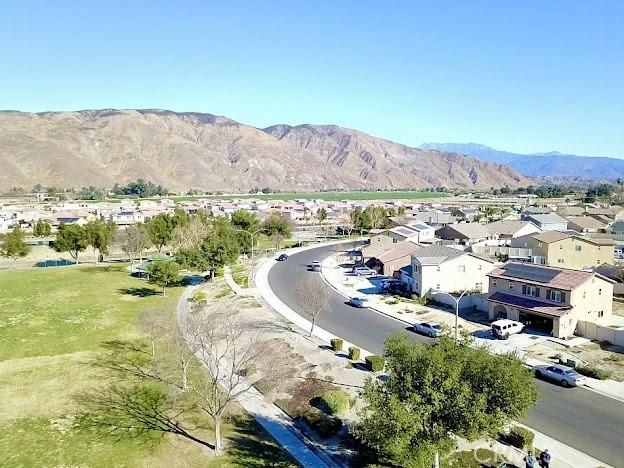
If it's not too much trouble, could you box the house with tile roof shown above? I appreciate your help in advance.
[564,215,608,233]
[510,231,614,270]
[522,213,569,232]
[410,245,496,297]
[487,263,613,338]
[435,223,492,245]
[369,239,422,276]
[485,220,542,239]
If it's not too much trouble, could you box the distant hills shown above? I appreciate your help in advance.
[420,143,624,180]
[0,109,528,192]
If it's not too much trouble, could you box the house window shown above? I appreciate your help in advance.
[549,290,562,302]
[526,285,538,297]
[414,265,419,273]
[437,266,441,272]
[493,279,498,287]
[575,245,582,252]
[557,259,564,263]
[598,310,604,318]
[458,265,466,273]
[583,291,586,299]
[436,284,440,290]
[475,282,482,291]
[538,242,543,247]
[478,264,483,271]
[599,288,602,295]
[508,282,514,290]
[393,238,398,243]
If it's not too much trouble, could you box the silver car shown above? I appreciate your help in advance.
[349,297,369,308]
[413,322,442,338]
[352,265,376,276]
[310,261,321,272]
[534,364,587,387]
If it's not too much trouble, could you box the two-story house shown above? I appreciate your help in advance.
[521,213,569,231]
[485,220,542,240]
[363,225,428,259]
[410,245,496,297]
[435,223,492,245]
[487,262,613,339]
[510,231,614,269]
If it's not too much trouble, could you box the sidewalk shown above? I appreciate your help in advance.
[175,283,336,468]
[254,241,614,468]
[320,252,624,403]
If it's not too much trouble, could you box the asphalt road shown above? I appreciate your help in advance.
[268,244,624,468]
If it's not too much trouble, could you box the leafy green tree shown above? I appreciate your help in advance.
[230,210,261,253]
[54,223,89,263]
[262,215,292,250]
[171,208,191,229]
[146,214,176,252]
[364,205,389,230]
[146,259,180,295]
[77,186,105,200]
[0,226,31,269]
[33,219,52,237]
[351,207,371,235]
[111,179,168,198]
[316,207,328,224]
[84,220,117,262]
[353,334,539,467]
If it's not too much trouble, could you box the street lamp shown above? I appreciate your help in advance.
[430,288,469,344]
[235,228,268,275]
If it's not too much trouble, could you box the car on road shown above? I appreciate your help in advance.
[491,319,523,340]
[413,322,442,337]
[534,364,587,387]
[349,296,369,308]
[351,265,377,276]
[310,261,321,271]
[276,254,289,261]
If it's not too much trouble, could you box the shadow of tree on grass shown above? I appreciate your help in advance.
[118,287,161,297]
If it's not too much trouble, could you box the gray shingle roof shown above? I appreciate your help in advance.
[411,245,466,265]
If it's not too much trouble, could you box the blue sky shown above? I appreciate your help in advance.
[1,1,622,157]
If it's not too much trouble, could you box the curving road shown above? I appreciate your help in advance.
[268,244,624,468]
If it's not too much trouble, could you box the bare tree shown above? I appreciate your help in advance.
[295,276,329,337]
[170,216,211,252]
[115,224,151,268]
[339,210,355,237]
[183,309,278,454]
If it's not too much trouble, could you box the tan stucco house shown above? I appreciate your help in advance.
[510,231,614,270]
[487,263,613,339]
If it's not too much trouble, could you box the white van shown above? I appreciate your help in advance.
[491,319,523,340]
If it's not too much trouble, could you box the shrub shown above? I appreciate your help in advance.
[348,346,361,360]
[319,390,350,415]
[303,410,343,438]
[504,426,535,450]
[192,291,207,302]
[330,338,343,352]
[365,355,385,372]
[576,365,613,380]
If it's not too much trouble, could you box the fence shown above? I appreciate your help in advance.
[471,245,532,259]
[576,320,624,346]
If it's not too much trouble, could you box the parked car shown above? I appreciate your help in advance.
[534,364,587,387]
[491,319,524,340]
[352,265,377,276]
[310,261,321,271]
[413,322,442,338]
[276,254,289,261]
[349,296,369,308]
[382,279,409,295]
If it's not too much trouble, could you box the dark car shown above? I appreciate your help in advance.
[276,254,289,261]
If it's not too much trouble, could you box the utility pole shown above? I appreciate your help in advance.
[236,228,267,276]
[431,289,469,343]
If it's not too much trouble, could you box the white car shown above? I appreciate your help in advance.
[534,364,587,387]
[349,297,369,308]
[491,319,523,340]
[351,265,377,276]
[310,261,321,272]
[413,322,442,338]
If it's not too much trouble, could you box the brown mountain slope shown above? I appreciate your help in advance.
[0,109,528,191]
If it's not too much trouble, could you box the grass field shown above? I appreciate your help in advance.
[0,265,296,467]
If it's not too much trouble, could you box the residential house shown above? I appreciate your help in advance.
[363,225,422,259]
[110,211,146,225]
[412,210,456,227]
[611,220,624,236]
[510,231,614,269]
[435,223,492,245]
[485,220,541,240]
[487,262,613,339]
[370,240,421,276]
[564,216,607,233]
[410,245,496,297]
[523,206,552,216]
[451,207,480,221]
[522,213,568,232]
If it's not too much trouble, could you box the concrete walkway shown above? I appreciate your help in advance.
[255,242,615,468]
[175,282,335,468]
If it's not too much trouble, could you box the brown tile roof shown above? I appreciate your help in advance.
[530,231,570,243]
[487,263,598,290]
[565,216,607,230]
[377,240,421,263]
[488,292,571,318]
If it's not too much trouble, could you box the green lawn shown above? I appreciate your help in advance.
[0,265,296,467]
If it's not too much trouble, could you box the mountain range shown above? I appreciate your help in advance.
[0,109,528,192]
[420,143,624,180]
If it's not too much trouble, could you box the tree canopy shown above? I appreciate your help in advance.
[0,226,31,268]
[54,223,89,262]
[262,214,291,250]
[111,179,168,198]
[353,334,539,467]
[84,220,117,261]
[33,219,52,237]
[230,210,261,253]
[145,214,177,252]
[146,259,180,295]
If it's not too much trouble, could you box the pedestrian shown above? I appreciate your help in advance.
[540,449,551,468]
[524,450,537,468]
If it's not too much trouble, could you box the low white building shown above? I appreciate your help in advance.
[410,245,496,297]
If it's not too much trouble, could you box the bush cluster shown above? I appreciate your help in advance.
[319,390,350,415]
[504,426,535,449]
[348,346,361,360]
[303,410,343,438]
[330,338,343,352]
[365,355,385,372]
[576,365,613,380]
